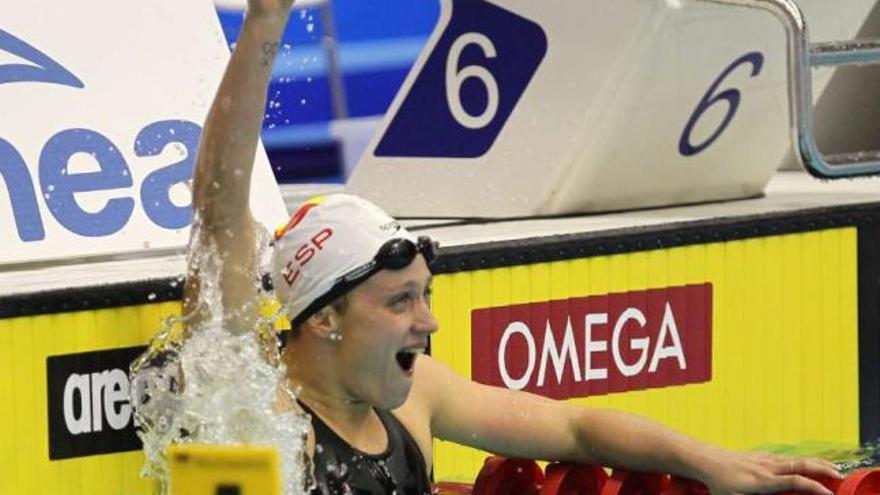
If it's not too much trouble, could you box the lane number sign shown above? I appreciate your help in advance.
[375,0,547,158]
[679,51,765,157]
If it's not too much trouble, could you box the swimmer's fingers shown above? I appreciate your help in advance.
[766,456,843,480]
[762,475,834,495]
[704,451,841,495]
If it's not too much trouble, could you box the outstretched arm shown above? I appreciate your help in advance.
[417,356,840,495]
[184,0,294,331]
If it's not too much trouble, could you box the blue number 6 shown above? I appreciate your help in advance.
[679,51,764,157]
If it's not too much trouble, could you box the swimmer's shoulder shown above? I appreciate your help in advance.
[399,354,451,418]
[393,354,462,470]
[396,356,469,432]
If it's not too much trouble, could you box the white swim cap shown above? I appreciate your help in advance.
[271,194,430,327]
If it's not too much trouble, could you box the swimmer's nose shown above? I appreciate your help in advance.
[413,296,438,336]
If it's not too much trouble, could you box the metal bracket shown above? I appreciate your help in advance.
[700,0,880,178]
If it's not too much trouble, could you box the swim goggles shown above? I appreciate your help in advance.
[292,236,438,327]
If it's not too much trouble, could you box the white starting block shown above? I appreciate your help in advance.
[347,0,880,217]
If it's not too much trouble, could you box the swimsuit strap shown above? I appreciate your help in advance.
[297,399,432,495]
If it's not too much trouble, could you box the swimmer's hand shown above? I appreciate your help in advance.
[247,0,295,18]
[697,448,842,495]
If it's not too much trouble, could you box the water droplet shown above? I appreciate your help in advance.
[306,23,314,33]
[147,293,157,301]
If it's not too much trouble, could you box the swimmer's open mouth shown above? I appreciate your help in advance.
[395,349,421,373]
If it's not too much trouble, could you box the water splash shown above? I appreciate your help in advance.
[130,223,310,495]
[757,440,880,472]
[831,441,880,472]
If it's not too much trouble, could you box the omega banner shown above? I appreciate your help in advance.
[471,284,712,399]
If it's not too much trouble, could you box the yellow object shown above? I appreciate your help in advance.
[168,444,281,495]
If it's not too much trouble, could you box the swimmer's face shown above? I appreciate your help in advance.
[333,253,437,410]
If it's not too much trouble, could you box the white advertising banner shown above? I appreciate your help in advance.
[0,1,288,266]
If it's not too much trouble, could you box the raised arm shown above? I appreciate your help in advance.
[184,0,294,330]
[417,356,841,495]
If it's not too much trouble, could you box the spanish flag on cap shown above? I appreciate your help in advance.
[273,195,326,241]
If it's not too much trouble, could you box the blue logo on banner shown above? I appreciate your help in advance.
[0,28,84,88]
[375,0,547,158]
[0,28,200,245]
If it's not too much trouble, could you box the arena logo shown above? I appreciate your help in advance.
[471,284,712,399]
[62,369,132,435]
[46,346,146,460]
[1,27,201,243]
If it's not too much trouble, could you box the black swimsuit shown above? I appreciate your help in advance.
[298,400,432,495]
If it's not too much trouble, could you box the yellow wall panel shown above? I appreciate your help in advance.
[431,228,861,482]
[0,301,181,495]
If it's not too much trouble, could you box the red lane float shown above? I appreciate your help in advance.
[601,469,670,495]
[665,477,709,495]
[837,469,880,495]
[440,456,880,495]
[540,462,609,495]
[472,457,545,495]
[434,481,474,494]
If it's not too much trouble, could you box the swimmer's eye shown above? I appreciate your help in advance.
[389,286,432,312]
[388,292,415,312]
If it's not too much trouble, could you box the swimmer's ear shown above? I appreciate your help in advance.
[303,306,341,341]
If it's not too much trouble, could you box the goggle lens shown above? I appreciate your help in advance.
[374,236,436,270]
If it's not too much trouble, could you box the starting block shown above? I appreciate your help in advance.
[348,0,880,217]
